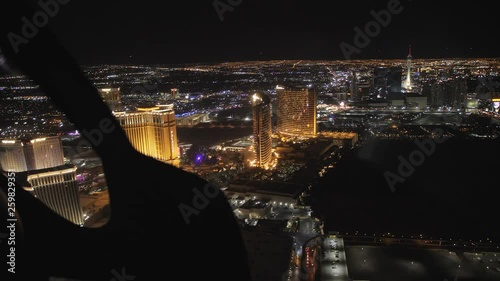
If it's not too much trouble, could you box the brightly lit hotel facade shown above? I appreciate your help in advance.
[24,165,83,225]
[0,136,64,172]
[0,136,83,225]
[251,93,273,168]
[276,86,317,138]
[114,105,179,166]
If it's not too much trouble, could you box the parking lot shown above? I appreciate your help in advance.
[346,246,500,281]
[320,237,350,281]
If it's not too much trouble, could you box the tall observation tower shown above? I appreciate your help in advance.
[404,45,413,91]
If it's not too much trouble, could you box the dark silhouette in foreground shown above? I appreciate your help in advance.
[0,2,251,280]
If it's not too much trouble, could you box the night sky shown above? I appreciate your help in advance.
[26,0,499,65]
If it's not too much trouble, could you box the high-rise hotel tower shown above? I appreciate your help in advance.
[113,104,179,165]
[251,93,273,168]
[0,136,83,225]
[276,86,317,137]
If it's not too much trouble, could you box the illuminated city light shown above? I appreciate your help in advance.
[30,138,47,143]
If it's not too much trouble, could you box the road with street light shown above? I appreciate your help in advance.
[320,237,350,281]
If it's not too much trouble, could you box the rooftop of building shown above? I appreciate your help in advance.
[176,113,209,120]
[0,135,60,145]
[11,164,77,187]
[241,219,288,234]
[251,92,271,106]
[318,131,358,140]
[276,84,315,92]
[228,179,304,198]
[98,87,120,92]
[114,104,175,115]
[239,199,271,210]
[227,140,253,148]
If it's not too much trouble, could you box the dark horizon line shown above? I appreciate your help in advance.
[2,56,498,76]
[79,56,500,68]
